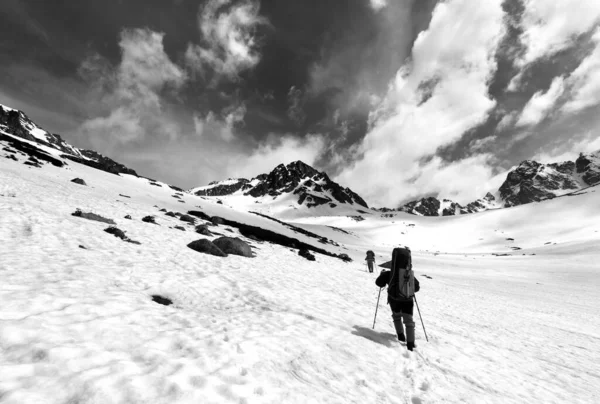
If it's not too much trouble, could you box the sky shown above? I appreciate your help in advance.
[1,0,600,207]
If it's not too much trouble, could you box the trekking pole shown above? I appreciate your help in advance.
[413,294,429,342]
[372,287,383,329]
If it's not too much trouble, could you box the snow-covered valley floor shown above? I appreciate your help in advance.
[1,154,600,404]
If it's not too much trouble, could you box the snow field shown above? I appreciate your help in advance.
[1,152,600,403]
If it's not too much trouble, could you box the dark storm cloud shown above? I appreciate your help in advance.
[437,1,600,172]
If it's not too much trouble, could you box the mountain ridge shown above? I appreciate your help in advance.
[3,102,600,218]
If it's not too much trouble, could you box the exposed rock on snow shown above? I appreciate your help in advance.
[151,295,173,306]
[179,214,196,224]
[212,237,253,257]
[71,178,86,186]
[298,248,315,261]
[142,216,156,224]
[187,239,228,257]
[71,209,115,225]
[195,224,213,236]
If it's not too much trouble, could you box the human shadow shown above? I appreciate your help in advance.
[351,325,398,348]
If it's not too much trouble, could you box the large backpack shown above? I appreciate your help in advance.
[388,247,415,301]
[366,250,375,259]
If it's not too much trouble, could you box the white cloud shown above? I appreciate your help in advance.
[185,0,268,83]
[237,134,326,179]
[335,0,505,207]
[515,76,565,127]
[79,29,186,149]
[496,111,518,132]
[519,0,600,66]
[405,154,504,204]
[192,103,246,143]
[118,29,186,92]
[562,28,600,113]
[369,0,388,12]
[532,131,600,163]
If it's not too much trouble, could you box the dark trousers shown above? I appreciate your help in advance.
[389,299,415,342]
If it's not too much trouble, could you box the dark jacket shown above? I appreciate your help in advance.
[376,270,420,303]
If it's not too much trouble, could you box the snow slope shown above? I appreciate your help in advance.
[1,146,600,404]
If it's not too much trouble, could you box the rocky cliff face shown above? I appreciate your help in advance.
[392,151,600,216]
[396,193,497,216]
[0,104,137,176]
[498,160,581,207]
[193,161,368,209]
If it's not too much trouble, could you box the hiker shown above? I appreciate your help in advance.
[365,250,375,273]
[375,247,420,351]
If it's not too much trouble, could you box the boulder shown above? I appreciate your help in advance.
[174,226,186,231]
[212,216,224,225]
[180,214,196,223]
[165,211,177,217]
[213,237,253,257]
[71,178,86,186]
[338,253,352,262]
[187,239,227,257]
[195,224,212,236]
[298,248,316,261]
[142,215,156,224]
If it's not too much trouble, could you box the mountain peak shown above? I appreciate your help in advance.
[193,160,368,209]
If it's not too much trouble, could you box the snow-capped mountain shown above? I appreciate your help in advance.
[395,193,499,217]
[0,104,137,176]
[391,152,600,216]
[191,160,368,211]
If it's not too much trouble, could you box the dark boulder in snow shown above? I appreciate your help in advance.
[179,214,196,224]
[213,237,253,257]
[72,209,115,225]
[104,226,127,240]
[71,178,86,186]
[187,239,227,257]
[142,215,156,224]
[338,253,352,262]
[195,224,212,236]
[298,248,316,261]
[174,226,186,231]
[187,210,212,221]
[165,211,177,217]
[212,216,224,225]
[124,215,132,220]
[151,295,172,306]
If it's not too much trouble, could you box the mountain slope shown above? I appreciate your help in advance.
[191,160,368,217]
[0,104,137,176]
[391,152,600,216]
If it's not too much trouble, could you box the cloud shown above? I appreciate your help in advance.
[286,86,306,126]
[78,28,186,151]
[369,0,388,12]
[335,0,505,207]
[193,103,247,142]
[562,28,600,113]
[404,154,505,204]
[237,134,326,178]
[185,0,268,83]
[518,0,600,66]
[515,76,565,126]
[532,131,600,163]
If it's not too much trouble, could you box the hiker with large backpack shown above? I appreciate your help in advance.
[375,246,420,351]
[365,250,375,273]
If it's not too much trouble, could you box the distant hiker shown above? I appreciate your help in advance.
[375,246,420,351]
[365,250,375,273]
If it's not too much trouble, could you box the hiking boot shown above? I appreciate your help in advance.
[407,341,415,351]
[397,333,406,342]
